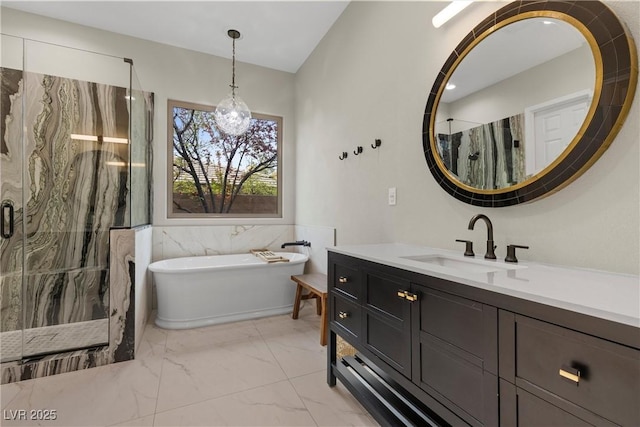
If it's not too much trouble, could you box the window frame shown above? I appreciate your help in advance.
[167,99,283,219]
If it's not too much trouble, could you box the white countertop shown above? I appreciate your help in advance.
[328,243,640,328]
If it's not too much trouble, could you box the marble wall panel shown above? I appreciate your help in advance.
[152,225,294,261]
[0,274,22,333]
[0,347,112,384]
[109,229,135,363]
[23,268,108,329]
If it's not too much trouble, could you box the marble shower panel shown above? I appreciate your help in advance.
[1,67,24,336]
[18,69,130,335]
[1,65,135,363]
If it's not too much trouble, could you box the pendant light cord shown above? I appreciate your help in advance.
[231,35,237,97]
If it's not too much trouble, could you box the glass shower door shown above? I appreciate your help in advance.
[0,34,25,363]
[19,40,131,358]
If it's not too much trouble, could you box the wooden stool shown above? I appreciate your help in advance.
[290,273,328,346]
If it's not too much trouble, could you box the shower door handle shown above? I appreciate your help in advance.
[1,202,14,238]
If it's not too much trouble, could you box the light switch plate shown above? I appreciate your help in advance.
[388,187,397,205]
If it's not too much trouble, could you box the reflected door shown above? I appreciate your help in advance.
[525,91,592,176]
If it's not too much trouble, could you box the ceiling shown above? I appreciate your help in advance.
[2,1,350,73]
[440,16,589,103]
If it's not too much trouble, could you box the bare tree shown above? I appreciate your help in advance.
[172,106,278,213]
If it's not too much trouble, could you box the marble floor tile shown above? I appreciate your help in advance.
[263,327,327,379]
[291,370,378,427]
[164,319,261,354]
[109,415,155,427]
[255,303,322,339]
[154,380,316,426]
[0,381,23,410]
[155,336,288,412]
[135,320,167,360]
[1,355,162,426]
[0,311,379,427]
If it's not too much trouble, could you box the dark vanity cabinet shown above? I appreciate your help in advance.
[328,252,499,426]
[413,287,498,426]
[327,251,640,427]
[499,312,640,427]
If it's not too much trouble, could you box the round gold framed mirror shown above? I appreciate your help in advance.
[423,1,637,207]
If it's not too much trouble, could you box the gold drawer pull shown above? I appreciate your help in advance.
[397,290,419,302]
[338,311,349,319]
[405,292,418,302]
[338,276,348,284]
[559,365,580,385]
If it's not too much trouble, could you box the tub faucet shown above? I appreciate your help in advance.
[468,214,496,260]
[281,240,311,248]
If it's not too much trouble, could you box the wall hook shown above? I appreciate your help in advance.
[353,146,363,155]
[371,139,382,149]
[339,152,348,160]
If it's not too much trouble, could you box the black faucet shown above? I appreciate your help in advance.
[468,214,496,260]
[281,240,311,248]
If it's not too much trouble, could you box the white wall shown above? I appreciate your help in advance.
[295,1,639,275]
[1,7,296,228]
[441,44,594,129]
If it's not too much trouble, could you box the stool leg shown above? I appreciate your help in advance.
[292,284,303,319]
[315,294,322,315]
[320,295,327,346]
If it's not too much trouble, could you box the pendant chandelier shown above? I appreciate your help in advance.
[214,29,252,136]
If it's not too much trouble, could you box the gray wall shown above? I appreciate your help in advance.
[294,1,639,274]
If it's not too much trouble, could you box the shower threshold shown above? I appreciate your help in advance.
[0,319,109,363]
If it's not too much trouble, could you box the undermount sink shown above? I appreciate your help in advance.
[400,254,525,274]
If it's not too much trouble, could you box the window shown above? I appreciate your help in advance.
[168,99,282,218]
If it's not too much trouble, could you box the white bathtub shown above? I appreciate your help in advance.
[148,252,308,329]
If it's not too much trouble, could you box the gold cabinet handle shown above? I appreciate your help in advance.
[338,276,348,284]
[405,292,418,302]
[559,365,580,385]
[397,290,419,302]
[338,311,349,319]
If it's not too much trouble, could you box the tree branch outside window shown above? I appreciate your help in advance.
[169,100,281,217]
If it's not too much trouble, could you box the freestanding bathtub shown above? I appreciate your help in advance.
[148,252,308,329]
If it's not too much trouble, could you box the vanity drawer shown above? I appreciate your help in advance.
[331,293,361,340]
[515,315,640,426]
[332,263,361,300]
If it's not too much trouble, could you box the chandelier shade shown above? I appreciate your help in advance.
[214,29,252,136]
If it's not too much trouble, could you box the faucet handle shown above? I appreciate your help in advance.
[455,239,475,257]
[505,244,529,263]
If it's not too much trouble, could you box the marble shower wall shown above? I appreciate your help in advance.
[1,64,153,382]
[1,67,130,334]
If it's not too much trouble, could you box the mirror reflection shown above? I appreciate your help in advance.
[433,17,595,191]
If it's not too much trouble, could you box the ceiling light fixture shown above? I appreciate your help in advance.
[432,1,473,28]
[214,29,252,136]
[445,83,456,90]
